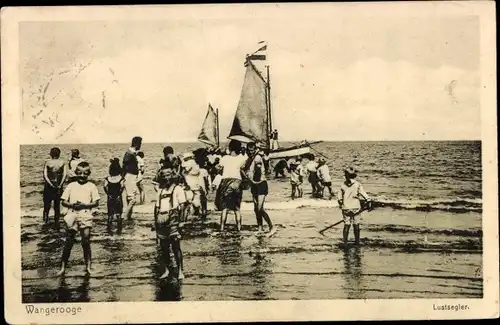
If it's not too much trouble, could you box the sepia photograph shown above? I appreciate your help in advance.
[2,2,498,323]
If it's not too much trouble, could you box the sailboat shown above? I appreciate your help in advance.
[227,50,322,160]
[197,103,220,148]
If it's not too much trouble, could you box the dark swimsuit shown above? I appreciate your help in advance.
[106,177,124,216]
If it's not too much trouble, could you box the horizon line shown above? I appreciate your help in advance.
[20,139,482,146]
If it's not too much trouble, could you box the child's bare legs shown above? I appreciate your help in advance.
[53,194,61,229]
[171,237,184,279]
[234,209,242,231]
[80,227,92,274]
[291,184,297,199]
[353,224,360,244]
[311,182,317,198]
[107,213,113,234]
[315,183,323,198]
[200,192,208,220]
[137,181,145,205]
[57,228,76,276]
[159,237,171,279]
[116,214,123,235]
[343,224,350,246]
[42,190,52,224]
[141,182,146,204]
[220,209,229,231]
[255,194,272,231]
[252,196,264,231]
[326,185,334,199]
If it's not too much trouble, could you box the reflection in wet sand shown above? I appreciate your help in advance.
[342,246,364,299]
[21,141,483,301]
[216,235,243,265]
[249,237,272,300]
[22,207,482,302]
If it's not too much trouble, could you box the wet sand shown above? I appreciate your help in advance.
[22,202,482,302]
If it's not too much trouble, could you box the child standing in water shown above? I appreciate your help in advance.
[246,142,274,234]
[43,147,67,228]
[137,151,146,204]
[57,161,100,275]
[305,154,321,198]
[104,158,125,234]
[317,158,334,199]
[337,167,371,246]
[154,167,187,280]
[67,149,83,183]
[181,152,204,221]
[289,162,303,199]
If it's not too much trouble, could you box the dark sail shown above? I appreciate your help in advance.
[198,104,218,146]
[228,61,269,146]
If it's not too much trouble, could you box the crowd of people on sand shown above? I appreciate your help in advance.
[41,136,372,280]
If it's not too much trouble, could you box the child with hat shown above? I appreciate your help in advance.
[336,167,372,246]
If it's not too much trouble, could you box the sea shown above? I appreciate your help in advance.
[20,141,483,302]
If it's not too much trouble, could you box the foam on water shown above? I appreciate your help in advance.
[20,141,483,302]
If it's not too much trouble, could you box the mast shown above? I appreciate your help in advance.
[215,107,220,147]
[266,65,273,144]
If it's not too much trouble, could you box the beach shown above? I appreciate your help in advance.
[20,141,483,302]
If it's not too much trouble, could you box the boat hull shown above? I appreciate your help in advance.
[268,141,322,159]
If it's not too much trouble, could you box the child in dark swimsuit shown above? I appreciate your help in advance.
[104,158,125,234]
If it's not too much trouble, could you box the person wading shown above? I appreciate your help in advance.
[245,142,274,234]
[122,136,142,221]
[337,167,372,246]
[43,147,67,229]
[215,140,246,232]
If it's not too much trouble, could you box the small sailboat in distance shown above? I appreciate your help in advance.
[227,44,322,159]
[197,103,220,148]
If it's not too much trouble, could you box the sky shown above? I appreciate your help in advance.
[19,11,480,144]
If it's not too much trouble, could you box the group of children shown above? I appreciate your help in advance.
[41,138,371,279]
[287,153,334,200]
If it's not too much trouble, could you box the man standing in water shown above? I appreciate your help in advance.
[337,167,371,246]
[246,142,274,234]
[122,136,142,221]
[43,147,67,228]
[270,129,279,150]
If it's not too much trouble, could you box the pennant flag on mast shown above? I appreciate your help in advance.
[244,42,268,65]
[247,54,266,60]
[255,44,267,52]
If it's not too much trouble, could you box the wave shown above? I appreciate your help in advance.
[174,237,482,257]
[20,197,482,219]
[185,271,481,283]
[364,224,482,237]
[373,197,482,213]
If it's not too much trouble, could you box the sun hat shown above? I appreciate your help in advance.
[182,152,194,160]
[344,167,357,178]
